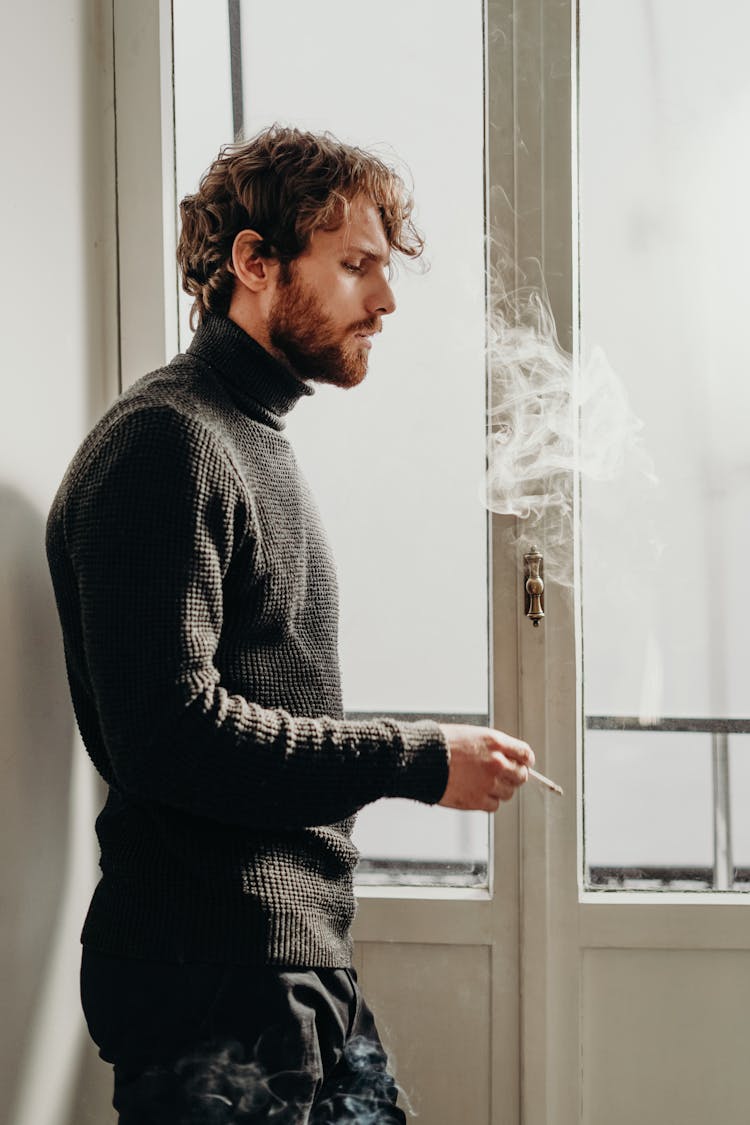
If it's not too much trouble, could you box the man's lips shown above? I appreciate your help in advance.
[353,324,380,349]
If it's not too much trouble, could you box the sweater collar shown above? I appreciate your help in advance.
[186,314,314,429]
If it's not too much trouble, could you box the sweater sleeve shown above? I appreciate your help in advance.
[62,406,449,829]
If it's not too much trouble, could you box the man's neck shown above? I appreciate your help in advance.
[226,304,300,381]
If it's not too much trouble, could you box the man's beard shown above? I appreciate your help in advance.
[267,264,376,389]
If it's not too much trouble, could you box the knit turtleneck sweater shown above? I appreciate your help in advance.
[46,314,450,967]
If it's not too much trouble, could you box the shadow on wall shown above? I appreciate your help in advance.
[0,486,74,1124]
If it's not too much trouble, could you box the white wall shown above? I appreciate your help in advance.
[0,2,118,1122]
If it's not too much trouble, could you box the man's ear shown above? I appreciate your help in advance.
[231,229,277,293]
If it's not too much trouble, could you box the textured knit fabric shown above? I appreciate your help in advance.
[46,314,449,966]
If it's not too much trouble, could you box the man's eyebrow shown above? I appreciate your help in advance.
[345,244,391,267]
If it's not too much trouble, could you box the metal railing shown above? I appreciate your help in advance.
[587,716,750,890]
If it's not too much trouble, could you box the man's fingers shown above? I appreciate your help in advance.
[488,732,535,768]
[511,742,535,768]
[490,752,530,786]
[488,779,517,804]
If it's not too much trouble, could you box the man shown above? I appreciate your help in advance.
[46,125,533,1124]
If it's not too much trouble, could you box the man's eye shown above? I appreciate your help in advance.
[342,262,363,273]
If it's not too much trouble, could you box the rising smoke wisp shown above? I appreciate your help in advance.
[484,270,656,581]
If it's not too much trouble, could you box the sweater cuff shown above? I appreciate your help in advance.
[391,720,450,805]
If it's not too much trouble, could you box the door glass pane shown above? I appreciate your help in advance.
[173,1,490,886]
[580,0,750,890]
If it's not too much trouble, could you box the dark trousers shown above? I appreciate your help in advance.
[81,948,407,1124]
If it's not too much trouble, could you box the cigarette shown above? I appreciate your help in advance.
[527,767,564,797]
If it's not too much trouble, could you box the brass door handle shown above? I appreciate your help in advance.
[524,547,545,626]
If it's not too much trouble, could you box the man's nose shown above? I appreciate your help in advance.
[367,276,397,317]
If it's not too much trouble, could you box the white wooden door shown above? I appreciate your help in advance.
[508,3,750,1123]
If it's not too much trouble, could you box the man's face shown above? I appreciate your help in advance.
[267,195,397,389]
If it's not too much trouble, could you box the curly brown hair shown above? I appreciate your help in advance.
[177,124,425,328]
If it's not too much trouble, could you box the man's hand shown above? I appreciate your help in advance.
[437,724,535,812]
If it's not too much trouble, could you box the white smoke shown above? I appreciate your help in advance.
[484,272,657,582]
[313,1035,411,1123]
[170,1035,408,1123]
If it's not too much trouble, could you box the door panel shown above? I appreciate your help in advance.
[354,943,492,1124]
[582,950,750,1125]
